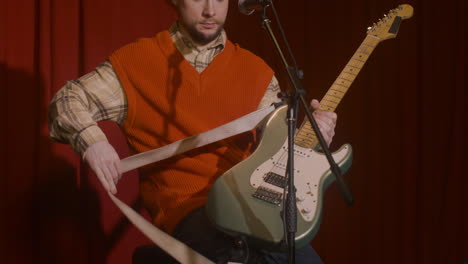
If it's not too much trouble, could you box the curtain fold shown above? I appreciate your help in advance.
[0,0,465,263]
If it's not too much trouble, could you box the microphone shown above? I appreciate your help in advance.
[238,0,270,15]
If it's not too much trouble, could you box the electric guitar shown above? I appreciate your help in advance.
[206,4,414,249]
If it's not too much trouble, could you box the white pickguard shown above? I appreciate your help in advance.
[250,139,350,222]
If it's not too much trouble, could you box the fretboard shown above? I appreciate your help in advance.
[294,35,381,148]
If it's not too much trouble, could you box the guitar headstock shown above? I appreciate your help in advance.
[367,4,414,41]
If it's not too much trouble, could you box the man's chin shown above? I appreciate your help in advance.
[191,30,222,45]
[184,23,223,46]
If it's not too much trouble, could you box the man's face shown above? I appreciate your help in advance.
[172,0,229,45]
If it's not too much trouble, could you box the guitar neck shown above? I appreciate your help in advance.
[295,35,381,149]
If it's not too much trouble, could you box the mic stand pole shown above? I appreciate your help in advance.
[284,90,299,264]
[257,2,354,263]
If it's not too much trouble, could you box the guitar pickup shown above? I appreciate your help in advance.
[264,172,287,188]
[252,186,283,206]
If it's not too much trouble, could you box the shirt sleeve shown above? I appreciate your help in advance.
[48,61,127,155]
[257,75,282,109]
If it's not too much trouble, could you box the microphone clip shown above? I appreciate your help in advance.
[238,0,271,16]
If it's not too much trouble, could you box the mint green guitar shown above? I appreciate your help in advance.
[206,4,413,249]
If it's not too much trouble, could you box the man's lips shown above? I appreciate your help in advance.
[199,22,217,30]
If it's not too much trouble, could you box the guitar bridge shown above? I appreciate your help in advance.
[252,187,283,206]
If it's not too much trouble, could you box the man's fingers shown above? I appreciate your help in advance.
[111,152,123,180]
[309,98,337,147]
[101,164,117,194]
[312,101,336,125]
[83,141,122,194]
[315,118,331,135]
[94,166,112,193]
[311,99,320,110]
[114,158,122,179]
[324,111,338,124]
[107,161,119,183]
[314,112,335,128]
[315,119,333,146]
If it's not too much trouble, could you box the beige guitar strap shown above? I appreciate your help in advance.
[108,105,276,264]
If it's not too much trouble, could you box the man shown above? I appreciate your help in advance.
[49,0,337,263]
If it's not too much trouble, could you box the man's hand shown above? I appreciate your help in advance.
[83,141,122,194]
[311,99,337,147]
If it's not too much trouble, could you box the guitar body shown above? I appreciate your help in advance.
[206,105,353,249]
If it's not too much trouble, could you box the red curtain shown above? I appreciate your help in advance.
[0,0,466,263]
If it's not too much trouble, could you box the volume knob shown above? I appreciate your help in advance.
[297,193,306,202]
[301,207,312,215]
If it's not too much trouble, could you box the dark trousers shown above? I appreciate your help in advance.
[133,208,323,264]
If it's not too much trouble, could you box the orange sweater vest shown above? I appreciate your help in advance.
[109,31,274,233]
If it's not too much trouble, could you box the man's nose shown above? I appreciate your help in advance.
[202,0,216,17]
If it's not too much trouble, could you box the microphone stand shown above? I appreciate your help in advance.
[255,1,354,263]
